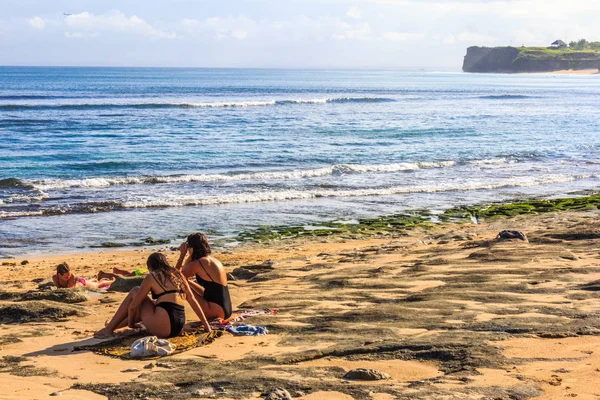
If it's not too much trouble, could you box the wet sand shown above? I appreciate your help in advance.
[0,209,599,399]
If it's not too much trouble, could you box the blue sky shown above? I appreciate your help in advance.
[1,0,598,68]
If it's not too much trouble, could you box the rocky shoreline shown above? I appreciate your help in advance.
[0,199,599,399]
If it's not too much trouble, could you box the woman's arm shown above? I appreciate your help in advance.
[180,256,198,279]
[175,242,188,270]
[52,274,61,288]
[187,278,205,296]
[127,276,153,328]
[180,272,211,332]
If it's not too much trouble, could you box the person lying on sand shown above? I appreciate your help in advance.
[94,252,211,339]
[97,267,149,281]
[177,232,233,320]
[53,263,114,290]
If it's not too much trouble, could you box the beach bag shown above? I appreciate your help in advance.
[130,336,174,358]
[496,230,527,241]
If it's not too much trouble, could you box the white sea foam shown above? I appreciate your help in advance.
[27,161,458,190]
[467,158,508,165]
[278,98,328,104]
[0,210,45,218]
[6,193,49,203]
[186,100,277,108]
[118,174,581,209]
[2,173,593,219]
[0,96,394,110]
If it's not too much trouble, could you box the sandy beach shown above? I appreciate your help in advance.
[529,69,599,75]
[1,208,599,399]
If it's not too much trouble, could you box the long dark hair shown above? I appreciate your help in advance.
[146,253,185,294]
[56,263,70,275]
[187,232,211,261]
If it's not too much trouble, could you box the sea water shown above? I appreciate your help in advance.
[1,67,599,255]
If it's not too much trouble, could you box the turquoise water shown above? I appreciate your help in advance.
[1,67,599,255]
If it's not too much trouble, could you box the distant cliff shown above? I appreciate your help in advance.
[463,46,600,73]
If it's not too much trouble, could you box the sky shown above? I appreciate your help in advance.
[1,0,599,69]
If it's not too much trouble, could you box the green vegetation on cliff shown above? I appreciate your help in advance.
[463,44,600,73]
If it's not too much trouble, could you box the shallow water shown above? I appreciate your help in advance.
[1,67,599,255]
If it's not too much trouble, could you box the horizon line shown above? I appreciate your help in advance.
[0,65,458,71]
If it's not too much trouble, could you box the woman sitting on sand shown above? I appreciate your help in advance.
[53,263,114,290]
[94,252,211,339]
[177,232,232,320]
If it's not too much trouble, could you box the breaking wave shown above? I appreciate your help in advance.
[0,97,395,111]
[25,161,458,190]
[478,95,535,100]
[1,173,590,219]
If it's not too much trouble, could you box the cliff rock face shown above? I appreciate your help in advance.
[463,47,520,73]
[463,46,600,73]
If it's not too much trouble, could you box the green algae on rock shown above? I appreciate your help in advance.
[441,194,600,223]
[20,288,89,304]
[0,300,88,323]
[234,194,600,244]
[236,214,427,243]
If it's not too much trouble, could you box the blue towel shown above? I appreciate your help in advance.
[226,324,268,336]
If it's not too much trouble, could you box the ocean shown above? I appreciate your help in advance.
[1,67,599,256]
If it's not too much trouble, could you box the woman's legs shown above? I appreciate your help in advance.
[113,267,136,276]
[95,286,172,338]
[191,290,225,320]
[107,296,146,329]
[97,271,120,280]
[97,267,138,280]
[97,279,115,289]
[81,278,115,290]
[94,286,140,338]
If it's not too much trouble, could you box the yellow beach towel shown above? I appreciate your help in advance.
[74,329,222,359]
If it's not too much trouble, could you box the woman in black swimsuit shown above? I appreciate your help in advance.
[177,233,232,320]
[94,252,211,339]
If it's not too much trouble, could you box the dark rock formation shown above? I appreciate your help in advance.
[231,260,279,280]
[231,267,259,280]
[21,288,89,304]
[108,276,144,293]
[343,368,391,380]
[0,300,87,323]
[264,388,293,400]
[580,280,600,291]
[463,46,521,72]
[247,272,284,282]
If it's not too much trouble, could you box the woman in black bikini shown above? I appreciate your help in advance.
[94,252,211,339]
[177,232,232,320]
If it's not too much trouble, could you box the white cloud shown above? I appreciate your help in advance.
[364,0,600,19]
[65,11,175,39]
[442,31,496,45]
[456,32,495,42]
[181,16,258,40]
[346,7,363,19]
[182,15,375,42]
[64,32,84,39]
[332,21,372,40]
[231,30,248,40]
[442,35,457,45]
[380,32,424,41]
[27,16,45,30]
